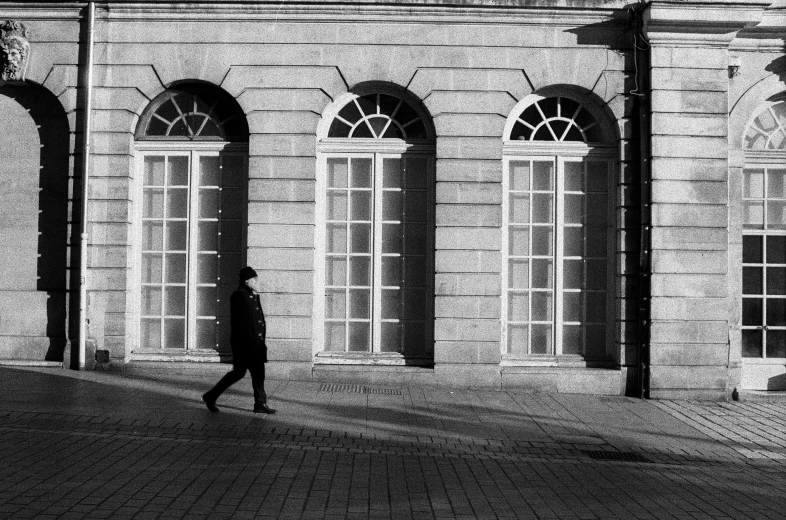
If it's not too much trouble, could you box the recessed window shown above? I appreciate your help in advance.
[510,96,603,143]
[744,100,786,150]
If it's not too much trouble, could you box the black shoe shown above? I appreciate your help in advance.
[253,403,276,414]
[202,393,219,412]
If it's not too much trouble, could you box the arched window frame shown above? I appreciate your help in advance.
[131,84,249,358]
[501,92,617,362]
[740,94,786,365]
[314,87,436,364]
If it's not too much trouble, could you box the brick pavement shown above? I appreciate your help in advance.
[0,366,784,519]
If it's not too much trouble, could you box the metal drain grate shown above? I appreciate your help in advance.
[319,383,402,396]
[583,451,650,462]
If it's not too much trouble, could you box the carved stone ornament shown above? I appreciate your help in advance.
[1,21,30,83]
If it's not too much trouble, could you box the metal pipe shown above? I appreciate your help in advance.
[77,1,95,369]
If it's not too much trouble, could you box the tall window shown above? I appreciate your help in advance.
[135,85,248,353]
[317,91,435,362]
[742,98,786,360]
[503,96,614,359]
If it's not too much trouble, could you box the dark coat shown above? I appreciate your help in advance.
[230,284,267,364]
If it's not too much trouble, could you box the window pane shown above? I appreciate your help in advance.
[767,267,786,295]
[563,259,583,290]
[381,256,402,286]
[326,257,347,286]
[585,325,607,357]
[325,290,346,319]
[562,326,583,355]
[221,155,244,187]
[563,227,583,257]
[404,224,427,255]
[327,224,347,253]
[586,227,607,257]
[510,162,530,191]
[766,201,786,229]
[348,322,370,352]
[564,194,584,224]
[767,236,786,264]
[742,330,763,357]
[768,169,786,199]
[562,291,582,322]
[586,292,606,323]
[325,322,346,352]
[381,323,401,353]
[743,267,763,294]
[404,157,428,189]
[349,289,370,319]
[199,189,219,219]
[351,191,371,220]
[221,188,243,219]
[143,189,164,218]
[743,298,763,325]
[141,287,162,315]
[199,156,219,186]
[766,298,786,327]
[166,221,187,250]
[328,159,348,189]
[351,158,372,188]
[195,320,217,349]
[220,224,242,252]
[743,235,763,263]
[382,224,402,254]
[586,162,608,192]
[197,254,218,284]
[196,286,217,317]
[383,158,402,189]
[327,192,347,220]
[144,157,165,186]
[586,194,607,225]
[744,201,764,227]
[383,191,402,221]
[509,260,529,289]
[167,156,189,186]
[164,319,185,349]
[531,227,553,256]
[564,162,582,192]
[404,256,428,287]
[350,223,371,253]
[403,321,427,354]
[531,292,553,321]
[165,286,186,316]
[510,194,530,224]
[530,324,552,354]
[404,289,428,318]
[531,259,553,288]
[404,192,427,222]
[508,324,528,355]
[142,254,163,283]
[509,227,529,256]
[350,257,371,286]
[199,221,218,251]
[165,253,187,283]
[532,194,553,223]
[509,292,529,321]
[167,188,188,218]
[381,289,400,320]
[743,169,764,198]
[532,161,554,191]
[140,319,162,349]
[766,330,786,358]
[586,260,607,290]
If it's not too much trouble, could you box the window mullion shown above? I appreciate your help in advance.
[372,153,383,353]
[554,157,564,355]
[186,152,199,350]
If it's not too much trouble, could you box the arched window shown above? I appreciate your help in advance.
[316,88,435,363]
[741,97,786,362]
[502,94,615,360]
[134,84,248,355]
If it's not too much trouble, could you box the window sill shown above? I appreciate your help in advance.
[501,356,615,369]
[315,352,432,366]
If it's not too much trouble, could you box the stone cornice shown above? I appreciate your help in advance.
[644,0,771,47]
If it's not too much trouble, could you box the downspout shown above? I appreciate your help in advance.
[631,4,651,399]
[77,1,95,369]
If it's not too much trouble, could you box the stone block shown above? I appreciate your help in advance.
[248,179,315,202]
[266,340,314,363]
[409,68,530,101]
[89,268,128,292]
[435,227,500,250]
[424,91,517,117]
[436,204,500,227]
[246,111,321,135]
[650,319,728,344]
[248,202,314,225]
[650,47,727,70]
[740,362,786,391]
[651,113,727,137]
[434,341,501,364]
[238,88,331,113]
[255,270,313,294]
[91,110,138,136]
[434,296,500,319]
[88,201,130,223]
[436,182,501,206]
[247,224,314,248]
[652,136,728,159]
[650,297,729,321]
[651,227,728,250]
[437,137,502,160]
[259,293,312,317]
[94,65,163,101]
[88,222,129,246]
[249,248,314,271]
[90,132,133,157]
[650,90,727,114]
[87,176,130,201]
[651,274,728,298]
[0,336,52,361]
[91,155,133,178]
[649,365,728,391]
[433,113,506,137]
[435,250,500,273]
[268,318,313,341]
[651,250,727,274]
[222,65,346,99]
[89,245,129,269]
[434,318,499,342]
[249,134,315,158]
[650,66,729,91]
[651,203,727,228]
[435,273,500,296]
[248,156,316,180]
[92,87,149,115]
[103,312,127,336]
[649,343,729,366]
[0,292,50,335]
[652,157,729,182]
[436,159,501,183]
[434,363,501,389]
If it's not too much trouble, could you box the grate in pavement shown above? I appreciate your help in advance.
[583,450,651,462]
[319,383,402,395]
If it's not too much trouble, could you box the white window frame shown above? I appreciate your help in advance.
[131,141,248,359]
[314,139,435,364]
[501,142,616,365]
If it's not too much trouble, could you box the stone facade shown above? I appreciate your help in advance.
[0,0,784,399]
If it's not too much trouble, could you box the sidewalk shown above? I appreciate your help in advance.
[0,366,784,520]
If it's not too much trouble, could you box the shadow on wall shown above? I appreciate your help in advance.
[6,86,71,362]
[763,40,785,85]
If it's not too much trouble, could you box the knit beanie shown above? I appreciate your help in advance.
[239,266,258,282]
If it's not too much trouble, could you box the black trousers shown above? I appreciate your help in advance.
[205,362,267,405]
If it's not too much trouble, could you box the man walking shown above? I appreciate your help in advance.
[202,266,276,414]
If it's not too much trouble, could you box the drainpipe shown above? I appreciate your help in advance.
[632,5,652,399]
[77,1,95,369]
